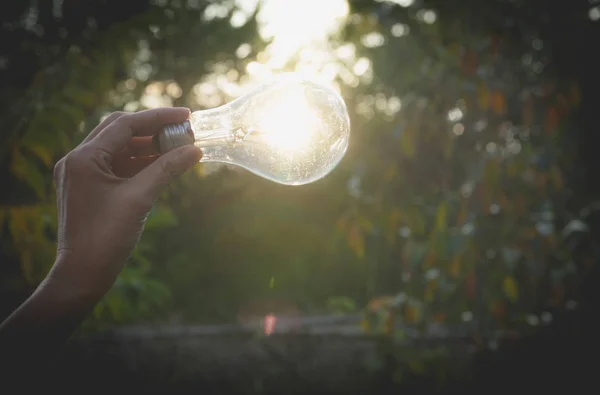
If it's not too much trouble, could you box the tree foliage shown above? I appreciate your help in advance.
[337,0,583,338]
[0,0,593,341]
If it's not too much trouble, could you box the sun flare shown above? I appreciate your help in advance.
[253,87,318,152]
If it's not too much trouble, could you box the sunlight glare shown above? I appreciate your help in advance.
[254,87,318,152]
[233,0,350,86]
[256,0,349,67]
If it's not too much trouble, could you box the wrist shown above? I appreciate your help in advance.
[45,252,116,304]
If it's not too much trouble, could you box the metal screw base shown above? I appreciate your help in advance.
[153,120,195,153]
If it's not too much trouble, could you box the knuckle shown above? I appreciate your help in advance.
[111,113,133,131]
[113,112,131,124]
[107,111,127,123]
[53,157,65,180]
[65,150,84,167]
[60,147,91,176]
[90,146,112,164]
[111,111,127,118]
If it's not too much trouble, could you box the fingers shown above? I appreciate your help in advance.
[130,145,202,199]
[112,155,158,178]
[110,136,160,177]
[127,136,157,157]
[91,107,190,155]
[80,111,126,146]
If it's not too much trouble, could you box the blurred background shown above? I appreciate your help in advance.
[1,0,599,393]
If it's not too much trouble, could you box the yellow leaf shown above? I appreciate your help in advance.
[404,303,419,323]
[20,250,34,283]
[424,280,437,302]
[359,217,374,232]
[478,83,490,110]
[491,91,506,114]
[360,318,370,333]
[385,165,397,181]
[449,255,461,278]
[8,207,29,242]
[25,144,54,167]
[347,224,365,259]
[423,251,436,268]
[503,276,518,302]
[435,202,447,231]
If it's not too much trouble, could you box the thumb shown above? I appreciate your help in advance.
[132,145,202,199]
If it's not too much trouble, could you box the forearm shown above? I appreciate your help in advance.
[0,258,105,374]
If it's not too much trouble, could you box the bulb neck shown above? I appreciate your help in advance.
[154,120,196,153]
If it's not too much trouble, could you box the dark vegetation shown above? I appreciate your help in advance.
[1,0,599,393]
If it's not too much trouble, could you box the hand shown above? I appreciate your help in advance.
[49,108,202,297]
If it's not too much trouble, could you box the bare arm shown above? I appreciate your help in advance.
[0,108,202,376]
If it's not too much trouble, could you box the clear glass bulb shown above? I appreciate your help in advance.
[154,73,350,185]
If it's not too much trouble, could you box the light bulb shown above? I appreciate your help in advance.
[154,73,350,185]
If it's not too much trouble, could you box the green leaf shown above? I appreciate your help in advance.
[145,205,178,230]
[20,250,34,284]
[503,276,519,302]
[326,296,357,313]
[23,144,54,168]
[10,148,46,199]
[348,223,365,259]
[8,207,30,243]
[435,202,448,232]
[93,301,105,319]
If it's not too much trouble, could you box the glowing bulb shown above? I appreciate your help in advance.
[154,73,350,185]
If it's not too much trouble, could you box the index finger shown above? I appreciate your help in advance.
[91,107,190,154]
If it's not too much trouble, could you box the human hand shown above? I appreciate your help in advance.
[49,108,202,297]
